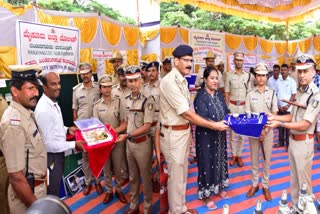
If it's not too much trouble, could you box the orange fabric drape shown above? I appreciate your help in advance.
[225,34,241,50]
[73,17,98,44]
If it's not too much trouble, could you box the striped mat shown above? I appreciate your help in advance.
[64,129,320,213]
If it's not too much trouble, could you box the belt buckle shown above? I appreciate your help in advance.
[236,100,241,106]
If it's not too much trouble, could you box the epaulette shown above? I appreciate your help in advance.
[112,84,118,89]
[94,98,102,105]
[125,94,131,99]
[72,83,81,91]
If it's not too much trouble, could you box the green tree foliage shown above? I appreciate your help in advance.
[160,2,320,40]
[4,0,136,25]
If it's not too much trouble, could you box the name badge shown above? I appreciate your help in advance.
[99,109,105,112]
[79,96,85,99]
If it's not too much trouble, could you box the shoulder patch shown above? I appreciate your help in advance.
[311,99,319,108]
[72,83,81,90]
[148,103,153,110]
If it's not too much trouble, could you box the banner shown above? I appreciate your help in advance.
[189,30,225,65]
[227,53,257,73]
[16,21,80,73]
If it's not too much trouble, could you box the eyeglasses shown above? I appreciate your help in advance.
[179,57,194,63]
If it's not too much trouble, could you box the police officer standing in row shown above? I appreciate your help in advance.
[0,65,47,214]
[267,54,320,204]
[116,66,155,214]
[245,63,278,201]
[72,62,102,195]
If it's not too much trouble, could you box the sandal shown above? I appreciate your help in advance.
[219,191,229,199]
[206,201,217,210]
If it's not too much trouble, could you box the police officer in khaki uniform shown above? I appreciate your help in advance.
[72,62,102,195]
[116,66,155,214]
[0,65,46,214]
[110,51,124,85]
[225,52,252,167]
[0,76,9,214]
[140,61,149,84]
[160,45,228,214]
[93,75,128,204]
[267,54,320,204]
[111,64,130,185]
[244,63,278,201]
[160,57,172,79]
[143,61,161,192]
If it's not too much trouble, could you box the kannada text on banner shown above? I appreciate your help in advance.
[16,21,80,73]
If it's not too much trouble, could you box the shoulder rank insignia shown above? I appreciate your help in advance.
[148,103,153,110]
[312,99,319,108]
[10,119,20,126]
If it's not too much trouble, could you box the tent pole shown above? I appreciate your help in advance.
[136,0,140,24]
[286,20,289,61]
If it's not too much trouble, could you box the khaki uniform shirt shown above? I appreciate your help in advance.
[93,97,125,128]
[72,82,100,119]
[112,73,120,85]
[291,82,320,135]
[0,101,47,176]
[112,84,130,101]
[0,95,8,119]
[160,70,169,79]
[143,80,160,122]
[225,70,252,101]
[125,93,154,134]
[195,68,224,88]
[160,68,190,126]
[245,87,278,113]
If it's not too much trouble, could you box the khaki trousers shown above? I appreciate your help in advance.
[104,141,125,193]
[0,156,10,214]
[8,182,46,214]
[249,130,273,188]
[160,127,190,214]
[82,152,100,185]
[288,136,314,203]
[228,103,245,156]
[127,139,153,214]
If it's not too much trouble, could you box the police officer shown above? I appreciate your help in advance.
[111,64,130,185]
[225,52,252,167]
[93,75,128,204]
[109,51,124,85]
[267,54,320,204]
[245,63,278,201]
[0,65,46,214]
[116,66,155,214]
[0,72,9,214]
[143,61,161,192]
[160,57,172,79]
[160,45,228,214]
[140,61,149,84]
[72,62,102,195]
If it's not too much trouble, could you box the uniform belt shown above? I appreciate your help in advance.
[130,135,147,144]
[0,150,3,157]
[151,121,158,127]
[230,100,245,106]
[163,123,189,130]
[290,133,314,141]
[34,180,46,187]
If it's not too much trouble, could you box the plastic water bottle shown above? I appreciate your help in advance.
[254,199,263,214]
[222,204,229,214]
[277,190,291,214]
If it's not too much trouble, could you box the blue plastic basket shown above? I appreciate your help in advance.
[224,113,267,138]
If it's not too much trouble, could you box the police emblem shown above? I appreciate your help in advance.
[299,55,307,63]
[148,103,153,110]
[312,99,319,108]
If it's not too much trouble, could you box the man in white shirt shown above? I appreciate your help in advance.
[273,64,297,149]
[267,64,281,91]
[35,72,84,197]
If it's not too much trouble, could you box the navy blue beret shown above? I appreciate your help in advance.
[146,61,159,71]
[172,45,193,57]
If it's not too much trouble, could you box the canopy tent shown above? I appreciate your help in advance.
[162,0,320,24]
[0,2,159,78]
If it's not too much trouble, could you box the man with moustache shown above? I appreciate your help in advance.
[273,64,297,149]
[110,51,124,85]
[35,72,84,197]
[160,45,229,214]
[0,65,46,214]
[267,54,320,204]
[225,52,252,168]
[140,61,149,84]
[72,62,101,195]
[143,61,161,192]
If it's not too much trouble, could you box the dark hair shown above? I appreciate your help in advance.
[281,64,289,69]
[9,79,27,90]
[273,64,280,70]
[200,66,218,88]
[249,67,255,75]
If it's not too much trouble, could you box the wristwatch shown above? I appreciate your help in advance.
[280,122,285,128]
[127,133,133,141]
